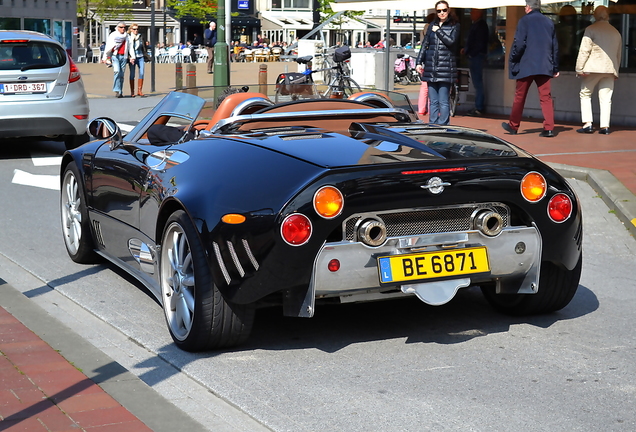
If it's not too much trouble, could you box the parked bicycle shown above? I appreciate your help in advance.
[275,46,361,102]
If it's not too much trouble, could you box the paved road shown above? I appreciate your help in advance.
[2,101,636,430]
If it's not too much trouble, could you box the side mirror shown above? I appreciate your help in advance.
[87,117,123,148]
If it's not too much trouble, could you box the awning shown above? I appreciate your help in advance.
[260,11,314,30]
[330,0,573,12]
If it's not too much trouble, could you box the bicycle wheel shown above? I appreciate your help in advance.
[341,77,361,98]
[450,83,459,117]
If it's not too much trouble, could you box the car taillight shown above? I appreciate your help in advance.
[281,213,312,246]
[521,172,547,202]
[313,186,343,219]
[67,54,81,83]
[548,193,573,223]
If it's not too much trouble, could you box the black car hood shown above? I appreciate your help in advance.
[240,123,519,168]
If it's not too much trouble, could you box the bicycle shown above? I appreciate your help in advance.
[275,46,361,102]
[449,69,470,117]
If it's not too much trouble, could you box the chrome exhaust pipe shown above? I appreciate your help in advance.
[473,210,504,237]
[358,219,387,247]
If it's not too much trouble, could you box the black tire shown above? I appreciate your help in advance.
[481,254,582,316]
[449,83,459,117]
[60,161,99,263]
[160,210,255,351]
[400,75,409,86]
[64,132,90,150]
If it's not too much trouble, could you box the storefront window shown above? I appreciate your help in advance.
[24,18,51,35]
[0,18,21,29]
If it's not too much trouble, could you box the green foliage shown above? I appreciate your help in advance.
[318,0,363,25]
[77,0,133,49]
[166,0,218,23]
[77,0,133,23]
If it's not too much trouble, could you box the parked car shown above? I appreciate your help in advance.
[0,30,89,148]
[60,86,582,351]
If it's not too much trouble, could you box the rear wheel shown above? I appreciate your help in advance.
[60,162,98,263]
[341,77,362,98]
[160,210,254,351]
[481,255,582,315]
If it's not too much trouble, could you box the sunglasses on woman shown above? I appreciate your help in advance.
[437,8,448,13]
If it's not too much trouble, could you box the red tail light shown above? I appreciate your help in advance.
[281,213,312,246]
[67,54,81,83]
[548,193,573,223]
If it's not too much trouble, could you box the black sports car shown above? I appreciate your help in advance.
[60,86,582,351]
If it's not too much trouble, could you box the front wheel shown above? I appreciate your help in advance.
[160,210,254,351]
[481,255,582,315]
[60,162,98,263]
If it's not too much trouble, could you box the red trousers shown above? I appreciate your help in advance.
[509,75,554,131]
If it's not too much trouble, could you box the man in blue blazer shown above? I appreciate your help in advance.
[502,0,559,137]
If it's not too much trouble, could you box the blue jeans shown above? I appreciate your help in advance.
[129,56,145,80]
[469,53,485,111]
[428,82,451,125]
[111,54,128,93]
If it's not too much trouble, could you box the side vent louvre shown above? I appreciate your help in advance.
[213,242,232,285]
[213,238,261,286]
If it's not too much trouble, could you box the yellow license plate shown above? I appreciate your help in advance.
[378,247,490,284]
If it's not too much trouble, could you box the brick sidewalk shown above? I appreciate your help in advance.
[0,306,152,431]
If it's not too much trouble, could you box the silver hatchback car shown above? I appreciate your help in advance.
[0,30,89,148]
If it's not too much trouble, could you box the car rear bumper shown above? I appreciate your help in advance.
[0,86,89,138]
[310,226,542,311]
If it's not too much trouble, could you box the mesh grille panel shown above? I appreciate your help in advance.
[345,204,509,241]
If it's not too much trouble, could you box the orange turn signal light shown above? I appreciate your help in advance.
[222,214,246,224]
[521,172,547,202]
[313,186,344,219]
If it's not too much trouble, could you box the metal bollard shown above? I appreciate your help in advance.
[185,63,197,96]
[175,63,183,90]
[259,63,267,95]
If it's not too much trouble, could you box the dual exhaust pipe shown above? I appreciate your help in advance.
[356,209,504,247]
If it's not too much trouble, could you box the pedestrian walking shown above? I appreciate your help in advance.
[204,21,217,74]
[462,8,489,116]
[415,1,459,125]
[128,23,148,97]
[501,0,559,137]
[575,6,622,135]
[102,21,132,98]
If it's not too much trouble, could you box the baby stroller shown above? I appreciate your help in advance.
[394,54,419,85]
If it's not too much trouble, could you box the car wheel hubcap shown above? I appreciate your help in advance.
[161,223,195,340]
[61,172,82,255]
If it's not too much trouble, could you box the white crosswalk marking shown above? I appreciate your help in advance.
[30,152,62,167]
[12,169,60,191]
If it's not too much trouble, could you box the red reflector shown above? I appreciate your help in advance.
[1,40,29,43]
[74,115,88,120]
[281,213,312,246]
[548,193,573,223]
[328,259,340,272]
[402,167,466,175]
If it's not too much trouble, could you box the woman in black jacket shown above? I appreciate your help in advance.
[415,1,459,125]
